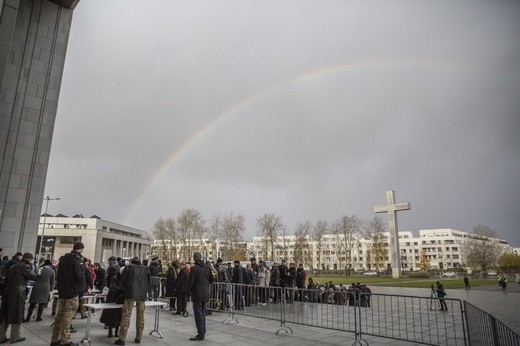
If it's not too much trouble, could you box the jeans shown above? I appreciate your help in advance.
[192,300,207,337]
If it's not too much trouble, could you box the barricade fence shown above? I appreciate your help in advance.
[150,279,519,346]
[464,301,520,346]
[208,282,472,345]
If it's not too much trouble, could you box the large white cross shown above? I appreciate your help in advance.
[374,190,411,278]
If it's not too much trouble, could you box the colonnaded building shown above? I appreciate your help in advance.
[37,214,152,264]
[151,228,516,272]
[0,0,80,255]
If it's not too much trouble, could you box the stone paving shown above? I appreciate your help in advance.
[11,283,520,346]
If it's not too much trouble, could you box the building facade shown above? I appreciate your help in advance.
[246,228,513,272]
[37,214,151,264]
[0,0,79,255]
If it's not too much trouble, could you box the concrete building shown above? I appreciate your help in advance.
[151,238,249,264]
[0,0,79,255]
[37,214,151,264]
[246,228,514,272]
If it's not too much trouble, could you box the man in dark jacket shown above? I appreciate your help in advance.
[174,261,189,316]
[115,257,150,345]
[0,252,37,343]
[165,261,179,311]
[51,241,85,346]
[232,260,244,310]
[148,257,161,301]
[188,253,214,341]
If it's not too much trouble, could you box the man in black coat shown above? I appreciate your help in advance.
[232,260,244,310]
[51,241,85,346]
[0,252,37,343]
[188,253,214,341]
[115,257,150,345]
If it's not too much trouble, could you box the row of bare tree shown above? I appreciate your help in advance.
[152,209,392,274]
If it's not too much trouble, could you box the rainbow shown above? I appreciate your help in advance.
[123,59,456,225]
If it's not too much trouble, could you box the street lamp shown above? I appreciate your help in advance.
[40,196,60,260]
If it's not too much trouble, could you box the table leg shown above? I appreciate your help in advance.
[80,307,92,345]
[148,306,163,338]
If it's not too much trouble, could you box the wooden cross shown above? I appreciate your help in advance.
[374,190,411,278]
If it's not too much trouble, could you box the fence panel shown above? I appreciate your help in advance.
[282,287,358,335]
[464,301,520,346]
[208,283,284,325]
[358,292,467,346]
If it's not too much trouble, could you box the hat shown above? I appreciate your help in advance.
[216,258,223,264]
[193,252,202,262]
[73,242,85,250]
[233,260,240,264]
[131,257,140,265]
[22,252,33,260]
[108,256,116,262]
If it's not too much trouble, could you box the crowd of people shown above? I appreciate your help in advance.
[0,245,214,345]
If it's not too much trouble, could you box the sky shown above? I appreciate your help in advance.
[44,0,520,246]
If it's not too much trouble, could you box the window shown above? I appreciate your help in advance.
[60,236,82,244]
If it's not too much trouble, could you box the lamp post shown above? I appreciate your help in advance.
[40,196,60,260]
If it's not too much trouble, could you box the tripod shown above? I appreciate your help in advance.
[429,284,436,311]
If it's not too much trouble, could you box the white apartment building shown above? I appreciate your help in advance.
[37,214,152,264]
[151,239,248,263]
[247,228,514,272]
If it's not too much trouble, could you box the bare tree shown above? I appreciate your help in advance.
[293,220,312,267]
[465,224,501,275]
[333,214,361,275]
[221,212,246,260]
[152,217,178,262]
[365,216,388,272]
[256,213,285,262]
[208,214,223,260]
[312,219,328,273]
[177,209,206,261]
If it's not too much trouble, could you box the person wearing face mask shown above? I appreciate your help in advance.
[0,252,38,343]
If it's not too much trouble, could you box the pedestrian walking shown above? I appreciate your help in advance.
[51,241,85,346]
[0,252,38,343]
[463,276,470,290]
[115,257,150,345]
[188,253,214,341]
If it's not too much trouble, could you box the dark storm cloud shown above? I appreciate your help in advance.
[44,0,520,245]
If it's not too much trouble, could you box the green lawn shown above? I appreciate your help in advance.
[310,275,499,289]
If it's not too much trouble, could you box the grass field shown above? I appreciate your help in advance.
[309,275,499,289]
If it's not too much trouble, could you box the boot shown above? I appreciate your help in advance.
[108,327,113,338]
[36,303,44,321]
[25,303,35,322]
[114,326,119,338]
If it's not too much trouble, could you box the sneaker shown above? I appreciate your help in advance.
[134,339,141,343]
[114,340,125,345]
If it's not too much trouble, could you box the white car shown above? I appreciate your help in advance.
[442,271,456,278]
[363,271,378,276]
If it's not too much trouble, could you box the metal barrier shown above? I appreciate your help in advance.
[208,282,289,333]
[358,292,467,346]
[157,280,518,346]
[464,301,520,346]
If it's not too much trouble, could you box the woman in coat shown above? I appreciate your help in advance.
[99,274,123,338]
[25,259,55,322]
[0,253,38,343]
[164,261,179,311]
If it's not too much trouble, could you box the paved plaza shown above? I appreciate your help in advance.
[11,284,520,346]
